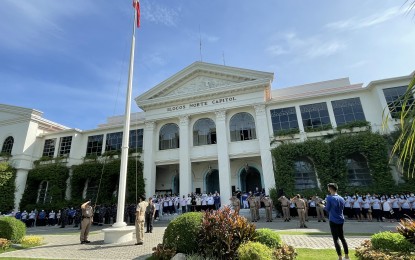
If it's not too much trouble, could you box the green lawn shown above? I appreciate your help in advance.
[277,231,372,236]
[296,248,357,260]
[0,248,17,254]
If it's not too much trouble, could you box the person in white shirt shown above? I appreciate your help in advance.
[180,195,187,214]
[351,196,362,221]
[362,197,371,221]
[186,194,192,213]
[49,210,56,226]
[382,197,393,222]
[28,210,36,227]
[196,195,202,211]
[201,194,208,211]
[344,196,352,219]
[21,210,28,225]
[371,197,382,222]
[207,194,214,211]
[401,197,411,218]
[391,195,401,221]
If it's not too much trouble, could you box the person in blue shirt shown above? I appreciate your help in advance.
[324,183,349,260]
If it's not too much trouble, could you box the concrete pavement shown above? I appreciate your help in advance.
[0,209,400,260]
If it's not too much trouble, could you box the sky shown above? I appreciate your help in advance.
[0,0,414,130]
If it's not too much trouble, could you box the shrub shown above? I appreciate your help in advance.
[397,217,415,245]
[273,243,297,260]
[162,212,203,254]
[253,228,282,248]
[152,243,176,260]
[21,235,43,247]
[371,231,414,253]
[237,242,273,260]
[0,217,26,243]
[198,206,256,259]
[0,238,11,251]
[355,240,413,260]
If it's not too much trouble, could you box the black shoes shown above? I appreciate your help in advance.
[81,240,91,244]
[135,242,143,245]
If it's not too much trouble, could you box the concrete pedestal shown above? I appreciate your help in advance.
[102,226,135,244]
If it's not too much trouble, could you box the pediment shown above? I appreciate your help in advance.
[136,62,274,104]
[158,75,242,98]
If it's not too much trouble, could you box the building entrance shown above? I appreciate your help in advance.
[240,166,262,193]
[205,169,219,194]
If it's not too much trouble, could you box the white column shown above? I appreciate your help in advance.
[254,104,276,195]
[215,110,232,205]
[295,105,307,141]
[326,101,337,129]
[179,115,192,196]
[143,121,156,197]
[14,169,28,211]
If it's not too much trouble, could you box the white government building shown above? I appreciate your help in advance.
[0,62,412,211]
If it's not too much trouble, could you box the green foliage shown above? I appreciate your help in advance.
[71,157,144,204]
[304,124,332,133]
[273,243,297,260]
[163,212,203,254]
[0,162,16,213]
[0,217,26,243]
[371,231,414,253]
[198,206,256,259]
[272,139,331,196]
[253,228,282,248]
[274,129,300,137]
[355,240,413,260]
[272,132,395,196]
[151,243,177,260]
[20,165,69,210]
[237,241,273,260]
[397,217,415,245]
[336,120,370,132]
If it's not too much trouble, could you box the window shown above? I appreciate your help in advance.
[86,135,103,156]
[106,132,123,152]
[383,86,414,119]
[105,129,144,152]
[270,107,299,134]
[42,139,56,157]
[332,97,366,126]
[193,118,216,146]
[346,153,372,187]
[159,123,179,150]
[300,102,331,130]
[230,112,257,141]
[37,181,52,204]
[129,129,143,151]
[294,158,318,191]
[58,136,72,156]
[1,136,14,154]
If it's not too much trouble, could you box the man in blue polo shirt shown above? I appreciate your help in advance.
[324,183,349,260]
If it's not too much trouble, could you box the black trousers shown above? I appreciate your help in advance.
[145,214,153,232]
[329,221,348,256]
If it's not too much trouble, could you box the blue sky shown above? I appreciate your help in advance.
[1,0,414,130]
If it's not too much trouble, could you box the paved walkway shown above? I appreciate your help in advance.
[0,210,399,260]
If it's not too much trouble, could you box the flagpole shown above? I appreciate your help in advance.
[112,2,137,228]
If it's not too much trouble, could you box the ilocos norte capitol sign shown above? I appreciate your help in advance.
[166,96,236,112]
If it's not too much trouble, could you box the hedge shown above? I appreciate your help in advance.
[0,162,16,213]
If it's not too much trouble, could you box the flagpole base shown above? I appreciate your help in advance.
[102,226,135,244]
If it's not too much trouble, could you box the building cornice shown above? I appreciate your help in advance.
[269,84,365,104]
[137,78,271,111]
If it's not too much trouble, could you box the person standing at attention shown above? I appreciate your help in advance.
[80,200,93,244]
[324,183,349,260]
[135,195,148,245]
[145,197,156,233]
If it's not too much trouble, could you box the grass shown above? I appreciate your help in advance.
[0,248,17,254]
[296,248,357,260]
[277,231,372,236]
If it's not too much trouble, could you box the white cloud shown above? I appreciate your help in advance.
[141,2,180,27]
[266,32,346,59]
[326,6,402,31]
[306,42,346,58]
[266,45,288,56]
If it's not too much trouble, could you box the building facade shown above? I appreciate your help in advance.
[0,62,413,211]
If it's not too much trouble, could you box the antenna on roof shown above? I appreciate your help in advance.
[222,51,226,66]
[199,25,203,62]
